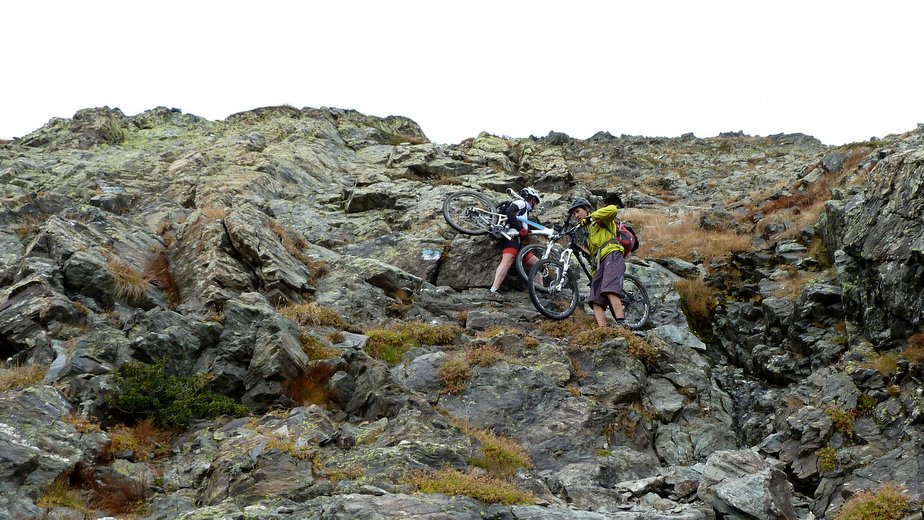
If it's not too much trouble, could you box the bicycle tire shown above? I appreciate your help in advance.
[622,274,650,330]
[442,191,496,235]
[527,258,580,320]
[515,243,562,283]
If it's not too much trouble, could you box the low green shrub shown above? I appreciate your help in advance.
[364,329,417,365]
[817,446,837,472]
[109,361,248,427]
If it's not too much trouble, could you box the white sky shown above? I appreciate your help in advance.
[3,1,923,145]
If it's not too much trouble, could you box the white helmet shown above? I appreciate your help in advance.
[520,187,541,204]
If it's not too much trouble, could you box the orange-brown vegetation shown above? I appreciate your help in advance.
[106,257,149,304]
[107,420,175,462]
[675,278,717,327]
[622,209,751,263]
[465,343,506,367]
[282,363,337,406]
[0,363,47,391]
[145,250,180,306]
[900,332,924,365]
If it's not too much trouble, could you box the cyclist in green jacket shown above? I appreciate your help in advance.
[568,198,627,328]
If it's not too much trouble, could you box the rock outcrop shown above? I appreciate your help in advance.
[1,105,923,519]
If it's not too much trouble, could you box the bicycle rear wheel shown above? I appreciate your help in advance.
[528,259,579,320]
[442,191,496,235]
[622,274,650,330]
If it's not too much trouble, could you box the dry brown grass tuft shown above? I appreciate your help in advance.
[279,302,352,330]
[538,319,583,338]
[0,363,47,391]
[571,327,658,363]
[282,363,337,406]
[200,207,229,219]
[675,278,717,329]
[771,270,823,300]
[106,257,149,304]
[465,343,506,367]
[452,417,533,477]
[145,250,180,306]
[64,413,103,434]
[13,215,45,239]
[270,219,329,279]
[622,209,751,263]
[864,352,899,377]
[900,332,924,365]
[407,467,534,505]
[437,356,471,395]
[108,420,174,462]
[35,475,92,513]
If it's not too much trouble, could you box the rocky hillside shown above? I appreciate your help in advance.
[1,106,922,519]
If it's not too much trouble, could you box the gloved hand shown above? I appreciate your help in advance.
[581,217,592,226]
[518,227,529,237]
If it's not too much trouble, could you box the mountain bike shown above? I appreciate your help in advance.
[526,222,650,329]
[442,189,547,242]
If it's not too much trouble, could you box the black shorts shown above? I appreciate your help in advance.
[500,235,523,255]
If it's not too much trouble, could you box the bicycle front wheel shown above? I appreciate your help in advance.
[528,259,579,320]
[442,191,496,235]
[622,274,650,330]
[516,243,562,283]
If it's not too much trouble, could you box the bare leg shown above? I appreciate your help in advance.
[525,255,540,285]
[605,292,624,320]
[491,253,516,291]
[592,303,608,327]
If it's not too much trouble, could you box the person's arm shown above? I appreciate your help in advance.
[590,205,619,223]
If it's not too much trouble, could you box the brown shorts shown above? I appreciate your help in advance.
[588,252,625,307]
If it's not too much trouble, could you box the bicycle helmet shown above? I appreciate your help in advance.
[568,197,593,213]
[520,186,541,204]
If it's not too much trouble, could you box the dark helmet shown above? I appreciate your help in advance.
[520,186,541,204]
[568,197,593,213]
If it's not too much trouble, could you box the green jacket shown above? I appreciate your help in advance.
[581,205,624,272]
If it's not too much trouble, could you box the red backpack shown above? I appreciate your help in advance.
[616,222,640,256]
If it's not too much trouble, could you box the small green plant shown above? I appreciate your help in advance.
[407,467,534,505]
[836,484,911,520]
[826,407,856,435]
[817,446,837,472]
[363,322,462,365]
[266,434,313,460]
[857,394,877,412]
[301,334,341,360]
[364,329,417,365]
[108,361,248,427]
[438,356,471,395]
